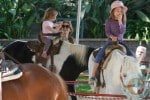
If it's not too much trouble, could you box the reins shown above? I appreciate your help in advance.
[3,51,21,64]
[119,56,146,97]
[120,56,133,88]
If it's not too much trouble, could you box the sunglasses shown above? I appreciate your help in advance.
[62,25,70,28]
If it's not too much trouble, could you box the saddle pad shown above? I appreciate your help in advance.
[0,60,23,82]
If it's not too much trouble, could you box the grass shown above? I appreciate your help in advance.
[75,75,92,93]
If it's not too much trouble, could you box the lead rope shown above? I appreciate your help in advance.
[3,52,21,64]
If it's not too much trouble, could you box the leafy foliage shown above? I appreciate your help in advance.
[125,0,150,43]
[0,0,61,39]
[81,0,150,43]
[0,0,149,43]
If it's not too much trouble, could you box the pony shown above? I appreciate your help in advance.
[2,63,68,100]
[88,44,149,99]
[2,40,95,100]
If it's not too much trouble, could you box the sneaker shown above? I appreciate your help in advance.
[89,77,96,85]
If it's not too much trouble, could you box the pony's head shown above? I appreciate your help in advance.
[89,48,149,99]
[119,53,149,99]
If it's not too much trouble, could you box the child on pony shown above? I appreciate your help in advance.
[41,7,62,58]
[90,0,134,83]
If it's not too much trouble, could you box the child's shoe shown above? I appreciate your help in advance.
[89,77,96,85]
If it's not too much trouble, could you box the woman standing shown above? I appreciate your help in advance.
[60,21,74,43]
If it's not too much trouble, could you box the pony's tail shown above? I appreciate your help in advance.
[55,74,68,100]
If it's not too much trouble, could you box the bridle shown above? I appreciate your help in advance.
[119,56,145,97]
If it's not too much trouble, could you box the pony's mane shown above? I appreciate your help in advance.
[122,55,142,75]
[63,41,88,66]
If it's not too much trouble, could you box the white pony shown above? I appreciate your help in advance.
[88,46,149,99]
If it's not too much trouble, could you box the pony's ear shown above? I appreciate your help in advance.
[0,52,5,59]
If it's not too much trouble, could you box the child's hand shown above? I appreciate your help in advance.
[55,22,62,29]
[118,15,122,25]
[112,37,117,41]
[56,21,63,24]
[110,35,117,41]
[55,21,63,27]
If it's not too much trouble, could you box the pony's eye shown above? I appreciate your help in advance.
[123,74,127,77]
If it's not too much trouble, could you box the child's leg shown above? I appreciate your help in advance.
[91,63,99,78]
[91,41,112,78]
[41,37,51,58]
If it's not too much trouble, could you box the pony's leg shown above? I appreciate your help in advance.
[68,84,77,100]
[93,86,100,93]
[49,55,56,72]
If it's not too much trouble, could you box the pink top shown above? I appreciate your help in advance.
[42,21,54,34]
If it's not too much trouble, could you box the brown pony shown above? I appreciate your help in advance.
[2,63,68,100]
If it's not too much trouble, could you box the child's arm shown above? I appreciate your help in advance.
[55,21,63,27]
[105,20,117,41]
[46,25,61,33]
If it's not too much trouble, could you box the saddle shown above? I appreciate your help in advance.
[93,43,126,68]
[38,32,62,55]
[93,43,126,87]
[47,36,63,55]
[0,52,22,82]
[27,35,63,72]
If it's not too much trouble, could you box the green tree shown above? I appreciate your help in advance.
[0,0,61,39]
[0,0,149,44]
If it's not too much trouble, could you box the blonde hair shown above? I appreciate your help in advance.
[62,21,74,34]
[42,7,58,21]
[109,7,127,23]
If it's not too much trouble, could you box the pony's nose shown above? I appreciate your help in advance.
[138,88,144,94]
[123,74,127,77]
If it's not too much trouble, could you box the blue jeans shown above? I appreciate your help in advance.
[95,41,134,63]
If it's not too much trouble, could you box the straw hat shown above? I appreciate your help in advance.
[110,0,128,13]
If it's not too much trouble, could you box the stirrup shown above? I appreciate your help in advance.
[89,77,96,85]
